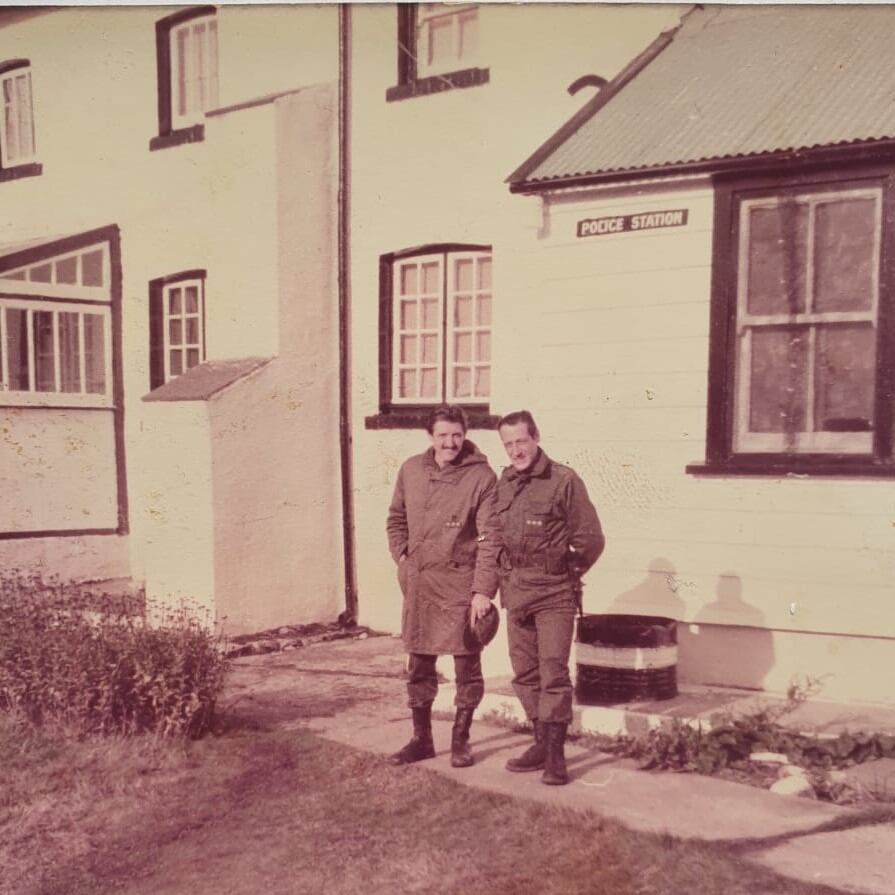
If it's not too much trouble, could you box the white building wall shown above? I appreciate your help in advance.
[0,7,342,609]
[348,5,686,648]
[513,181,895,702]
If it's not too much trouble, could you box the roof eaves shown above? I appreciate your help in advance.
[506,9,691,189]
[509,137,895,194]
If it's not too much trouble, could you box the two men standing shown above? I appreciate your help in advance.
[387,404,604,785]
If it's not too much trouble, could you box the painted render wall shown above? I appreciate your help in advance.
[505,180,895,702]
[0,7,340,599]
[208,85,344,635]
[347,5,686,675]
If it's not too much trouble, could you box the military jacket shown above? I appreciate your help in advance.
[495,449,604,611]
[386,441,500,655]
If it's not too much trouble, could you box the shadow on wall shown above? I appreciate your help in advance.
[602,557,687,620]
[678,572,776,691]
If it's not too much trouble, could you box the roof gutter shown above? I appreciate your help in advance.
[510,138,895,196]
[337,4,358,625]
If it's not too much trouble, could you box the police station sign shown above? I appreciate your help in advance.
[577,208,688,238]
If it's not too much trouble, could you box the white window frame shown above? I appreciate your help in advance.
[1,244,110,300]
[733,186,881,455]
[416,3,479,76]
[0,298,112,408]
[391,248,492,406]
[170,13,219,129]
[162,277,205,382]
[0,65,36,168]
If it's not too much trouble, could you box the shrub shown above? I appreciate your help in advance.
[599,678,895,782]
[0,572,226,737]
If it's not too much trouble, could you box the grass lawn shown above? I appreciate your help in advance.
[0,713,859,895]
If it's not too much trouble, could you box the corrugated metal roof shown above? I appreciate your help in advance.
[512,5,895,188]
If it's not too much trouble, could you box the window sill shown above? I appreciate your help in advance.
[365,406,499,430]
[686,458,895,478]
[0,162,42,183]
[149,124,205,152]
[386,67,490,102]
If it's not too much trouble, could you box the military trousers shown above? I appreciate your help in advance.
[507,600,576,724]
[407,652,484,710]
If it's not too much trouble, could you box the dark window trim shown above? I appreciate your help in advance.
[386,5,489,103]
[365,243,496,431]
[151,6,215,150]
[0,58,29,77]
[0,224,128,537]
[0,225,116,274]
[148,268,207,390]
[0,162,42,182]
[149,124,205,152]
[0,527,120,540]
[693,160,895,478]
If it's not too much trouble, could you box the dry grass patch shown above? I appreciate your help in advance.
[1,713,861,895]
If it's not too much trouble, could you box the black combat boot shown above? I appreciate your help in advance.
[541,722,569,785]
[388,705,435,765]
[505,720,546,772]
[450,707,476,768]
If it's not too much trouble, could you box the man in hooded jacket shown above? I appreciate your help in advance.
[386,404,500,768]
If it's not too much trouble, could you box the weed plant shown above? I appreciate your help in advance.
[0,572,226,737]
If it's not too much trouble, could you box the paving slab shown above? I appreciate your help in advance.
[225,635,895,895]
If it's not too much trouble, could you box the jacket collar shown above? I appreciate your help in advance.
[505,448,550,481]
[423,439,483,474]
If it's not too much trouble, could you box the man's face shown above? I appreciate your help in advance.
[430,420,465,468]
[500,422,539,472]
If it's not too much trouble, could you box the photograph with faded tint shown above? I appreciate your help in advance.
[2,4,895,894]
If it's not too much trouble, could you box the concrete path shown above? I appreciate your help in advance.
[227,635,895,895]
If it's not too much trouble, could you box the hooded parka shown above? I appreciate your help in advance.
[387,441,500,656]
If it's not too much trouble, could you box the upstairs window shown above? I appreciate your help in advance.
[151,8,218,150]
[149,271,206,388]
[694,169,895,476]
[416,4,479,77]
[0,60,40,180]
[367,246,497,430]
[387,4,489,102]
[170,14,218,130]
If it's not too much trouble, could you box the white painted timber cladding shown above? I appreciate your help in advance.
[531,186,895,640]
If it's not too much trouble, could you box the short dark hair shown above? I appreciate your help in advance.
[426,404,469,435]
[498,410,539,439]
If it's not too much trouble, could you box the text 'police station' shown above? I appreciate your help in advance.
[576,209,689,238]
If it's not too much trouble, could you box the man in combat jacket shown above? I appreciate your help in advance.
[496,409,605,785]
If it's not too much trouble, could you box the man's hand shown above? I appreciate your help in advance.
[469,593,492,624]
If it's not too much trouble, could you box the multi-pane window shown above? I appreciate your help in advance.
[0,242,112,407]
[163,278,205,379]
[0,63,36,168]
[149,271,206,388]
[170,14,218,129]
[0,304,109,400]
[416,4,479,76]
[392,249,491,405]
[733,186,880,455]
